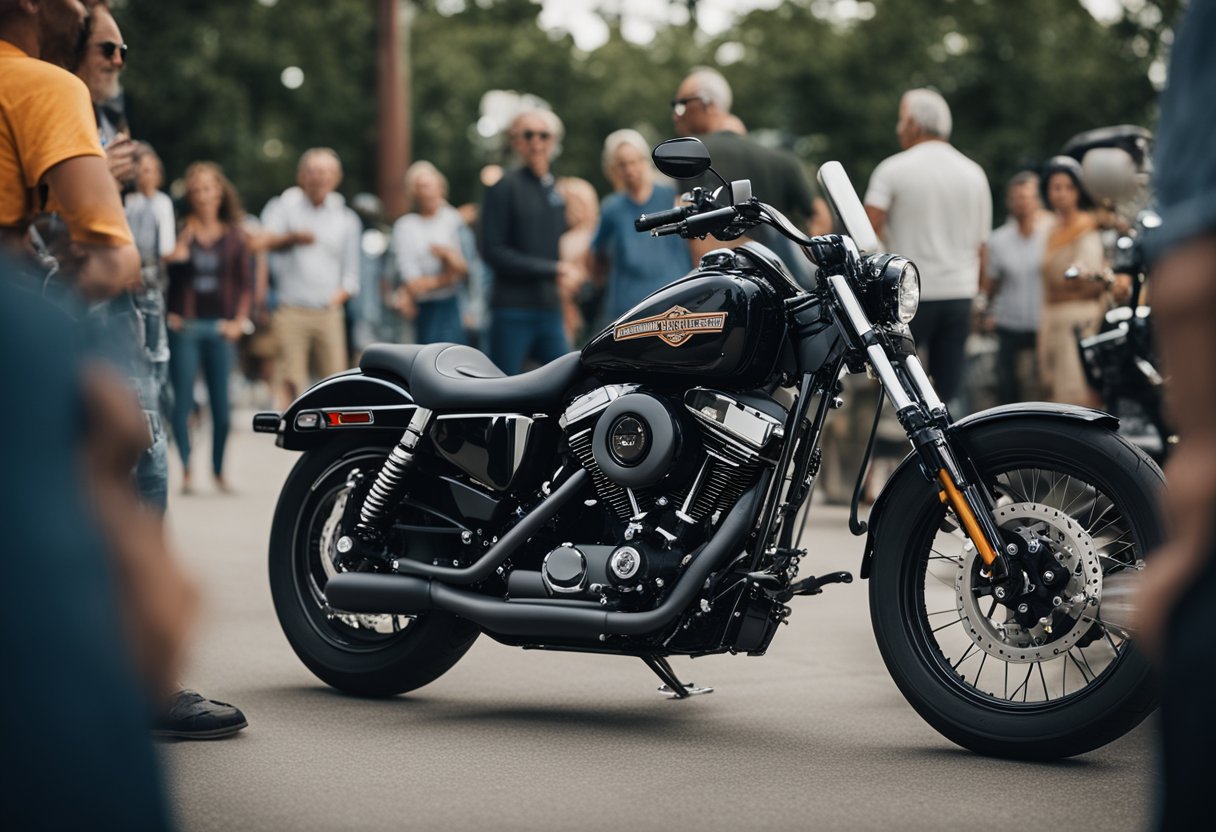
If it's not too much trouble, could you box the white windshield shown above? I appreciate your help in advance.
[817,161,880,253]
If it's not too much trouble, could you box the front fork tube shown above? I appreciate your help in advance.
[875,351,1011,580]
[825,274,1012,580]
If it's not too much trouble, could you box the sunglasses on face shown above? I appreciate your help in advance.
[96,41,128,61]
[670,96,706,117]
[518,130,553,143]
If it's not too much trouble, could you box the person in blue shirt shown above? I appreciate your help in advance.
[591,129,693,323]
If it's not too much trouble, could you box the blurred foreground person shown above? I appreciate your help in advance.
[1,265,181,831]
[391,160,468,344]
[983,171,1047,403]
[481,108,574,373]
[1134,4,1216,829]
[593,128,692,321]
[1038,156,1104,406]
[165,162,253,494]
[262,147,361,400]
[864,88,992,408]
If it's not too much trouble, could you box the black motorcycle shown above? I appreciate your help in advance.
[256,138,1161,760]
[1071,213,1173,462]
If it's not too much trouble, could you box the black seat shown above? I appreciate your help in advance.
[360,343,429,382]
[362,343,585,413]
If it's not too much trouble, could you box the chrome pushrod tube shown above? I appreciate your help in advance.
[826,274,916,413]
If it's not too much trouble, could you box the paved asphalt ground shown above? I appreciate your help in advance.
[160,412,1157,832]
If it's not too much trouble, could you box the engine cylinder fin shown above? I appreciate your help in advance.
[569,426,633,519]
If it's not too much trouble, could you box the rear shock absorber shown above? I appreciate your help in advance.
[349,407,433,546]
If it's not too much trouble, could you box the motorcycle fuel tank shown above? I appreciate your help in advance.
[581,270,786,389]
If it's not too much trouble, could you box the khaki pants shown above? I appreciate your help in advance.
[1038,300,1102,406]
[274,305,348,398]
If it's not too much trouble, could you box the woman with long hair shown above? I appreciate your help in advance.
[165,162,253,494]
[1038,155,1107,406]
[555,175,599,344]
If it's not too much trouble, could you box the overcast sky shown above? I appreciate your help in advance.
[535,0,1128,52]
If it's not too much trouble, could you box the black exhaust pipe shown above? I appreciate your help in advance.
[393,469,588,585]
[325,476,766,640]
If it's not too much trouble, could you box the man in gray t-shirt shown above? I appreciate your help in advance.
[983,171,1049,404]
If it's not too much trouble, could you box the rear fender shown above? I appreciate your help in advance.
[858,403,1118,579]
[254,370,416,451]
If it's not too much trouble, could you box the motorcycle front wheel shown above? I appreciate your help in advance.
[869,418,1162,760]
[269,435,480,697]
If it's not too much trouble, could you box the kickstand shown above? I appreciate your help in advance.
[642,656,714,699]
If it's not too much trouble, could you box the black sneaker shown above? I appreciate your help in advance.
[152,689,248,740]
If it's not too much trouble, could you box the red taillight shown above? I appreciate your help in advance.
[325,411,374,426]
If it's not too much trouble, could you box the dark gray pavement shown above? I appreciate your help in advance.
[160,413,1156,831]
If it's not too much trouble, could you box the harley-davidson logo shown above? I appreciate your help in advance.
[613,305,728,347]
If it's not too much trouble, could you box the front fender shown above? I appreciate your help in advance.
[858,403,1118,579]
[253,370,416,451]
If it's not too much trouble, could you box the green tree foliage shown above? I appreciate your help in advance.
[116,0,377,212]
[111,0,1181,216]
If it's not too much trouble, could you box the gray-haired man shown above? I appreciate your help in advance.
[671,67,830,281]
[262,147,361,400]
[865,88,992,407]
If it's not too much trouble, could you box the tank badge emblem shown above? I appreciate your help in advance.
[613,306,728,347]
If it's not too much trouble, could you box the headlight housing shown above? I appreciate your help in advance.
[860,254,920,325]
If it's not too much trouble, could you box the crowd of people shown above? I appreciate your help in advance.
[4,0,1216,829]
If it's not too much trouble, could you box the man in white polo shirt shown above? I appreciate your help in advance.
[864,88,991,407]
[262,147,361,400]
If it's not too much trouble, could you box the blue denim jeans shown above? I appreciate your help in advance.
[167,319,234,478]
[86,293,169,512]
[416,295,466,345]
[488,308,570,375]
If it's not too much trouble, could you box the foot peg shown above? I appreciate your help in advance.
[642,656,713,700]
[784,570,853,598]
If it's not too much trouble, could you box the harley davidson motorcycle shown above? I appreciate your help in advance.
[256,138,1162,760]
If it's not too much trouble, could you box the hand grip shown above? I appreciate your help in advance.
[635,205,690,232]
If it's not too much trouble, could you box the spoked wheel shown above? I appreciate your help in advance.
[269,436,479,697]
[870,418,1163,759]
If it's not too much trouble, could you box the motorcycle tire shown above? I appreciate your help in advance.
[869,417,1162,760]
[269,435,480,697]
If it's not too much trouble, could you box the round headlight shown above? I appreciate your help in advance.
[896,260,920,323]
[860,254,920,325]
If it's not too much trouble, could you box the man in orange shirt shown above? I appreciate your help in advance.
[0,0,138,298]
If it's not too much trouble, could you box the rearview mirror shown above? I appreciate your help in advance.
[652,137,712,180]
[817,161,880,253]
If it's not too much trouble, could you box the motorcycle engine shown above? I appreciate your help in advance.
[509,385,784,609]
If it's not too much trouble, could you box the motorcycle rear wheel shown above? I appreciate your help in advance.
[869,418,1162,760]
[269,436,480,697]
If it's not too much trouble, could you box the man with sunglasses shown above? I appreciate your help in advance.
[74,2,135,183]
[670,67,830,286]
[480,108,578,374]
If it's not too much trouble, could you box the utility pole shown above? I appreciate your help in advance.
[376,0,410,220]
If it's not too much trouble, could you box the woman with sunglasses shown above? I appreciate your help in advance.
[165,163,253,494]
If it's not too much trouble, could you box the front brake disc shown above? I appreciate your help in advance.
[954,502,1103,664]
